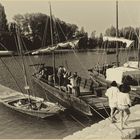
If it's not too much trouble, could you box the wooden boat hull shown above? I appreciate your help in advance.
[3,102,56,118]
[32,76,92,116]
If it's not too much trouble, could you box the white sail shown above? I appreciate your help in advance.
[32,39,79,55]
[57,39,79,49]
[103,36,134,48]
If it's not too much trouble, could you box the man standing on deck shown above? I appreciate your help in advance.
[57,66,66,87]
[105,81,119,123]
[67,72,81,96]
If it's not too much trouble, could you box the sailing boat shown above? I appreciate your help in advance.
[32,3,109,116]
[0,25,64,118]
[89,1,140,102]
[104,12,140,90]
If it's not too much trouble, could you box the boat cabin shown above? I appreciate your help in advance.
[106,61,140,86]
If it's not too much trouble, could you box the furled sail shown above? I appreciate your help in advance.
[103,36,134,48]
[32,39,79,55]
[57,39,79,49]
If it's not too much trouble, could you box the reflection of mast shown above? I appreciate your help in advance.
[49,2,56,85]
[116,0,119,67]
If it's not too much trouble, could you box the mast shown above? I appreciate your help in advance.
[116,0,119,67]
[16,26,31,99]
[49,2,56,85]
[138,28,140,68]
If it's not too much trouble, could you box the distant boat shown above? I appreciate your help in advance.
[106,50,116,55]
[0,42,15,56]
[0,50,14,56]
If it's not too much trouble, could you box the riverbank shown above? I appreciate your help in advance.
[26,47,132,56]
[0,47,136,57]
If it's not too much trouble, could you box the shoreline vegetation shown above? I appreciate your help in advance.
[0,3,139,55]
[0,47,137,57]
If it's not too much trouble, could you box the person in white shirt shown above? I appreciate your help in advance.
[118,84,131,129]
[67,72,80,96]
[105,81,119,123]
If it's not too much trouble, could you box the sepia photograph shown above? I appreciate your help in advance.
[0,0,140,139]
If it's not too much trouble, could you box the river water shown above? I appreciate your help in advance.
[0,50,136,139]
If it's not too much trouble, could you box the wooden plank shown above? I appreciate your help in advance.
[79,94,96,98]
[80,86,91,93]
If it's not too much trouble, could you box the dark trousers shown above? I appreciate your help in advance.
[74,86,80,97]
[58,75,64,86]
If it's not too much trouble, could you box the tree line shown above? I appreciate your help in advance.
[78,26,139,50]
[0,3,139,52]
[0,4,81,51]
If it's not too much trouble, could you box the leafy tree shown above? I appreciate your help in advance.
[97,33,103,48]
[13,13,79,50]
[78,33,88,49]
[88,31,97,49]
[119,26,138,48]
[0,3,8,32]
[76,26,87,38]
[105,26,116,37]
[90,31,96,39]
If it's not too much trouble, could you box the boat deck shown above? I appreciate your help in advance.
[80,95,108,109]
[57,84,108,110]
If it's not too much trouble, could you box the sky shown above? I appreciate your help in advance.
[1,0,140,36]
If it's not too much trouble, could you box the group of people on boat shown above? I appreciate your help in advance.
[35,65,49,79]
[35,65,81,97]
[105,81,131,130]
[57,66,81,96]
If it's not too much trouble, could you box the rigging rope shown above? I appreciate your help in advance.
[0,40,22,69]
[37,17,49,71]
[0,40,26,94]
[20,36,37,98]
[101,103,125,136]
[122,3,139,61]
[70,114,86,128]
[16,27,33,102]
[52,15,63,66]
[57,19,67,41]
[89,104,124,135]
[0,57,24,95]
